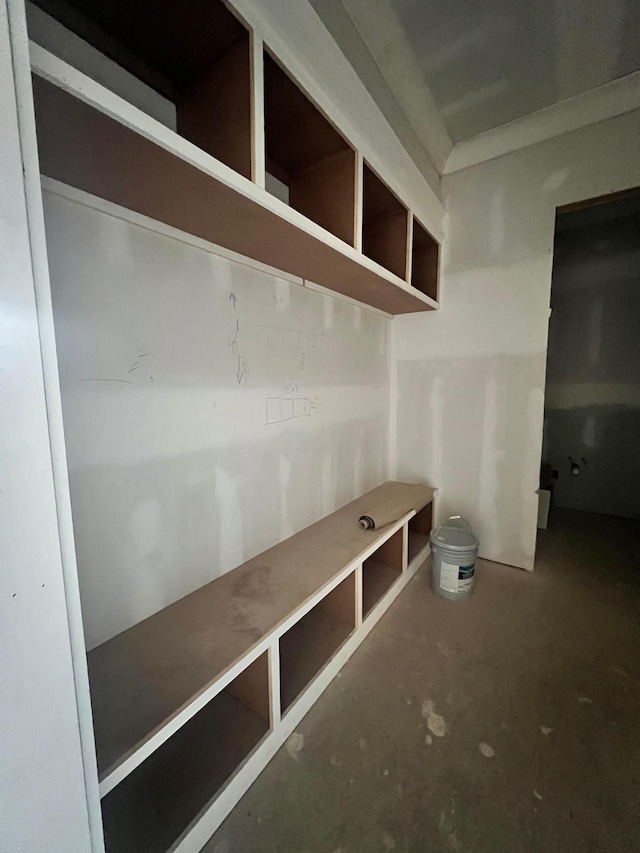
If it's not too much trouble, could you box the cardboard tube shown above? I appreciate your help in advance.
[358,482,432,530]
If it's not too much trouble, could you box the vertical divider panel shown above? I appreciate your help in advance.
[250,31,266,188]
[355,564,363,628]
[354,152,364,253]
[268,641,281,729]
[402,523,409,572]
[406,214,414,285]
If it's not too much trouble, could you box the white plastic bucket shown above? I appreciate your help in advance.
[429,516,478,601]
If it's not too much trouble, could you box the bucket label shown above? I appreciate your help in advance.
[440,561,475,594]
[458,563,475,593]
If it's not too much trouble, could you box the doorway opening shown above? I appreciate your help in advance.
[539,188,640,532]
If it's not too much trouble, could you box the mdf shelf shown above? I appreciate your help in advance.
[362,162,409,281]
[279,572,357,713]
[32,0,253,179]
[101,653,270,853]
[264,52,357,246]
[362,526,404,618]
[411,217,440,302]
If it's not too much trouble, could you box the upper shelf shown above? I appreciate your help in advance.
[28,0,440,314]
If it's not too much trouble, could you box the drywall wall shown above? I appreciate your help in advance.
[542,211,640,518]
[393,108,640,569]
[43,184,390,650]
[0,2,93,850]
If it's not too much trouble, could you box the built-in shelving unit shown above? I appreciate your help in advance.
[80,482,435,851]
[27,0,441,316]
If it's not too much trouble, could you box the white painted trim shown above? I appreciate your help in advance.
[445,71,640,175]
[172,537,431,853]
[249,31,265,188]
[268,640,281,727]
[388,309,398,480]
[6,1,104,849]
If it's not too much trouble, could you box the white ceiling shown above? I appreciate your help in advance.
[311,0,640,177]
[387,0,640,142]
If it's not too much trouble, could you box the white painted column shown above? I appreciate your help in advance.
[0,1,95,849]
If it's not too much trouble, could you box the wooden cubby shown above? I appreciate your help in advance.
[31,0,253,178]
[362,162,409,280]
[408,501,433,565]
[263,52,357,246]
[362,527,405,619]
[411,217,439,301]
[279,573,357,713]
[101,651,270,853]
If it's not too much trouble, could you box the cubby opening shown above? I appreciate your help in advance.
[408,502,433,565]
[279,573,356,713]
[362,162,409,279]
[411,218,439,301]
[362,528,404,618]
[264,52,357,246]
[29,0,253,178]
[100,651,270,853]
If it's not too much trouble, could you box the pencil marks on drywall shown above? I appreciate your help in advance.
[228,291,248,384]
[127,352,148,375]
[265,384,320,425]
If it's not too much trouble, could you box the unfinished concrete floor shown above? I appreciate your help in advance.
[204,510,640,853]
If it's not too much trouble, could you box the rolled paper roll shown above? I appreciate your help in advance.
[357,482,432,530]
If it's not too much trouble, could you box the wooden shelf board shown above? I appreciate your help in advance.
[30,56,436,315]
[362,560,401,618]
[101,689,268,853]
[280,607,354,713]
[87,481,434,783]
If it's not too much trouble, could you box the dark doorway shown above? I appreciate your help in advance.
[540,189,640,522]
